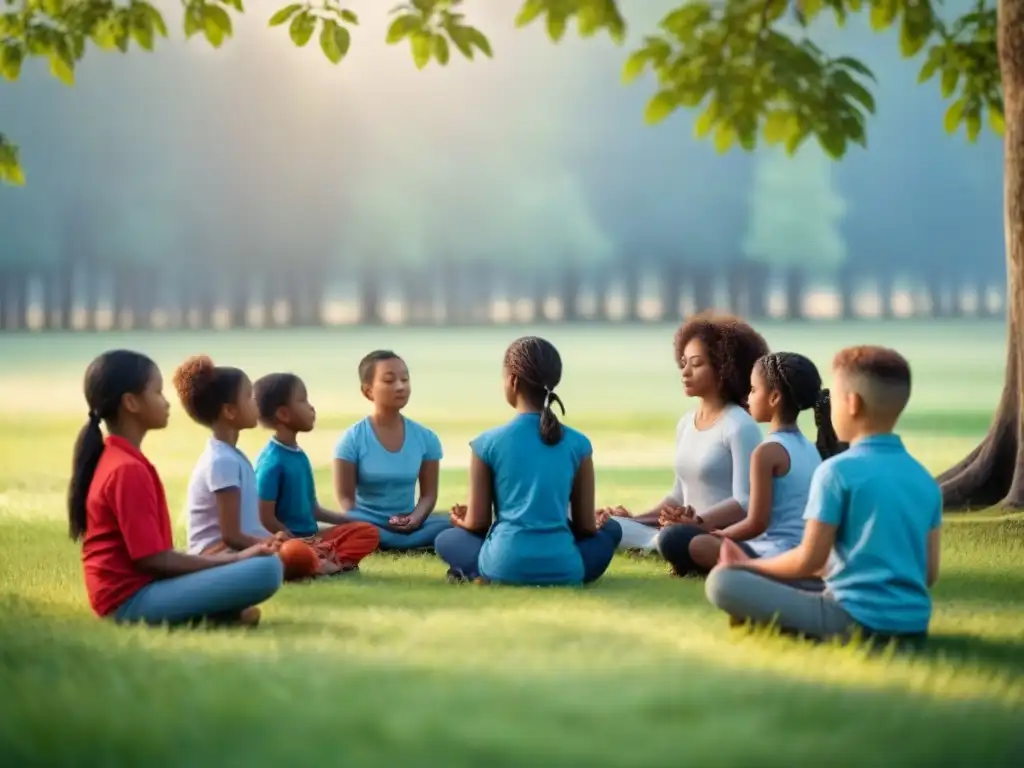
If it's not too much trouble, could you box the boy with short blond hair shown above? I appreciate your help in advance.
[705,345,942,641]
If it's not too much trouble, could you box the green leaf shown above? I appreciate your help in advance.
[0,43,23,81]
[386,14,420,44]
[817,129,846,160]
[269,3,302,27]
[223,0,244,10]
[943,98,966,134]
[49,47,74,86]
[546,12,567,42]
[989,107,1006,135]
[644,90,677,125]
[965,109,982,142]
[432,32,450,65]
[868,0,896,31]
[184,9,202,38]
[203,4,233,47]
[340,9,358,25]
[606,9,627,43]
[138,2,169,37]
[411,30,432,69]
[577,5,601,37]
[621,50,649,84]
[514,0,544,28]
[833,56,875,81]
[834,71,876,114]
[899,14,932,58]
[289,11,316,47]
[917,47,943,83]
[712,122,735,154]
[465,26,492,58]
[940,66,959,98]
[693,108,715,139]
[762,110,793,145]
[130,12,155,51]
[319,19,349,63]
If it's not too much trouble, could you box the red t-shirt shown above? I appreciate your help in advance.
[82,435,174,616]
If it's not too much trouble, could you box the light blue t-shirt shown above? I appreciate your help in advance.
[474,413,592,586]
[334,416,443,524]
[254,439,319,538]
[747,430,822,558]
[804,434,942,634]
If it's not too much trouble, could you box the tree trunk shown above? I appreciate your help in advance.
[0,269,10,331]
[229,273,250,329]
[360,264,383,326]
[878,271,895,319]
[939,0,1024,509]
[745,262,769,321]
[11,270,28,331]
[838,264,856,320]
[661,261,683,321]
[621,260,640,323]
[726,262,745,316]
[927,271,947,318]
[591,267,609,322]
[560,263,582,323]
[58,265,75,330]
[133,267,155,331]
[785,267,805,320]
[470,262,493,324]
[41,271,57,330]
[82,268,99,331]
[691,266,713,315]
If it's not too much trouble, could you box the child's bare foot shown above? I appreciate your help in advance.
[239,607,262,628]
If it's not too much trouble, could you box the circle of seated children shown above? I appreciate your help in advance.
[67,319,943,648]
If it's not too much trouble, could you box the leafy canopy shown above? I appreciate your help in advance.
[0,0,1002,185]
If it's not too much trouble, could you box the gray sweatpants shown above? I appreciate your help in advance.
[705,566,856,640]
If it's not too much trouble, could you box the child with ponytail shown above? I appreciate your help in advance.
[659,352,845,577]
[72,350,282,628]
[435,336,622,586]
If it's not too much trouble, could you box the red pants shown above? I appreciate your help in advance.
[305,522,379,567]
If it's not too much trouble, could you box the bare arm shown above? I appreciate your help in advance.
[411,459,440,523]
[333,459,357,513]
[258,499,292,536]
[215,488,265,550]
[135,549,240,578]
[926,528,941,587]
[459,452,493,535]
[717,442,786,541]
[570,456,597,537]
[742,520,836,581]
[314,505,349,526]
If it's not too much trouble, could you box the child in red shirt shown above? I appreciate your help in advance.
[70,350,284,628]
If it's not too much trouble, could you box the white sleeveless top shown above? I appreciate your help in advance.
[746,430,822,557]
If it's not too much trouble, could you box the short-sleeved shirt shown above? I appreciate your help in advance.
[81,435,174,617]
[254,438,319,538]
[474,413,592,586]
[334,416,443,524]
[186,438,269,554]
[804,434,942,634]
[670,405,763,513]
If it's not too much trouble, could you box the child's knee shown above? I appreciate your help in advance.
[243,556,285,597]
[688,535,720,569]
[705,566,749,613]
[602,518,623,546]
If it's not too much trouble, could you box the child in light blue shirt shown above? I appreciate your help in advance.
[332,350,450,550]
[435,336,622,585]
[706,346,942,642]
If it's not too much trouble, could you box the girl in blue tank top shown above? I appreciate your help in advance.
[669,353,848,574]
[434,336,623,586]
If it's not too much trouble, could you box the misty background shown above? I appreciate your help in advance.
[0,0,1006,328]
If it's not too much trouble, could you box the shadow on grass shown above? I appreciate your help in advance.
[933,570,1024,608]
[0,600,1021,768]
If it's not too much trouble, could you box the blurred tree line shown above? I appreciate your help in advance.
[0,3,1004,329]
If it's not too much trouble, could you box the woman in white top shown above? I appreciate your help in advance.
[597,312,768,555]
[666,352,847,576]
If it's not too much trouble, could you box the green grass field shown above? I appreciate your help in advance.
[1,322,1022,767]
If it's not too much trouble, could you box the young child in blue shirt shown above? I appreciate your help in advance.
[435,336,622,586]
[332,350,450,551]
[706,345,942,642]
[253,373,379,574]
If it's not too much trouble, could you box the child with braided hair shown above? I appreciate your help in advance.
[435,336,622,585]
[660,352,846,577]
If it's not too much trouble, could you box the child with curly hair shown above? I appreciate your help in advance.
[253,373,379,573]
[174,355,278,556]
[662,352,846,577]
[73,350,281,628]
[707,346,941,643]
[598,311,768,558]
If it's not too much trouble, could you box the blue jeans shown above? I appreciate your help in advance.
[113,557,284,626]
[343,510,451,551]
[435,520,623,584]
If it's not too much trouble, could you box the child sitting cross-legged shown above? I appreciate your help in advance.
[253,373,380,575]
[705,346,942,644]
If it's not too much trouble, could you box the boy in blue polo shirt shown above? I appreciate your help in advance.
[253,373,379,573]
[705,345,942,642]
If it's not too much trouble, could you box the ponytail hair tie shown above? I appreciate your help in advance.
[87,409,101,425]
[813,389,831,426]
[542,386,551,410]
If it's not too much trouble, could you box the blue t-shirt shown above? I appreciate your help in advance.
[804,434,942,634]
[334,416,443,523]
[254,439,320,538]
[474,413,592,586]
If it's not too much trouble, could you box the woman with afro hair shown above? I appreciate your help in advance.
[598,311,768,563]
